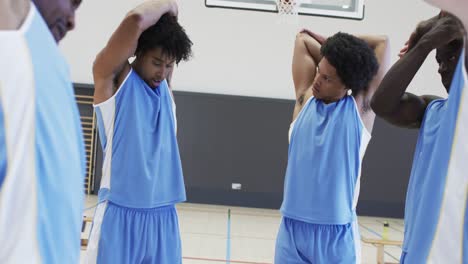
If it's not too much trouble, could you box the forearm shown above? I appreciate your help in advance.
[292,33,319,100]
[408,15,441,50]
[357,35,390,100]
[299,32,322,65]
[301,28,327,45]
[129,0,175,34]
[94,0,176,79]
[371,40,432,115]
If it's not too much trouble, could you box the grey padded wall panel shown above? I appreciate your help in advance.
[175,91,293,208]
[358,117,418,217]
[174,91,418,218]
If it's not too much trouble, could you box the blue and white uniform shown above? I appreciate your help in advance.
[275,95,370,263]
[401,49,468,263]
[87,68,186,264]
[0,4,85,264]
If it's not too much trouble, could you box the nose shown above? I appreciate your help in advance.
[158,67,167,80]
[314,73,321,85]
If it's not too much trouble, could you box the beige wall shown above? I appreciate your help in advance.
[60,0,445,99]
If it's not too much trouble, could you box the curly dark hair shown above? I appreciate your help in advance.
[321,32,378,94]
[136,14,192,63]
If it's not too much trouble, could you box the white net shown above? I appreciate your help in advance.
[276,0,300,25]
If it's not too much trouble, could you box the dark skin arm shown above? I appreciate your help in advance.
[422,1,468,70]
[291,31,322,120]
[294,30,389,132]
[352,35,390,132]
[371,15,464,128]
[93,0,178,105]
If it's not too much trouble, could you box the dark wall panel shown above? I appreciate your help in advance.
[358,117,418,217]
[175,91,293,209]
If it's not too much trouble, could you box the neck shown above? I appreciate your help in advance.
[322,95,346,104]
[0,0,30,30]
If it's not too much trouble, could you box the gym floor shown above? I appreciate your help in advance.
[81,195,403,264]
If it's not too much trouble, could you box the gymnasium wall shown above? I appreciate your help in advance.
[80,83,418,218]
[62,0,444,99]
[67,0,444,218]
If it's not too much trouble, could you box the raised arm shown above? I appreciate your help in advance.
[353,35,390,131]
[370,15,463,128]
[291,31,323,120]
[93,0,178,104]
[426,0,468,69]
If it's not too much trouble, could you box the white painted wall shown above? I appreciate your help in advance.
[60,0,445,100]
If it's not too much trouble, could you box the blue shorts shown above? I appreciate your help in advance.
[86,201,182,264]
[275,217,360,264]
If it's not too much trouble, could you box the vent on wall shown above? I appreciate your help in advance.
[205,0,365,20]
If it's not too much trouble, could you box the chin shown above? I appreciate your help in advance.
[315,95,325,101]
[145,82,156,89]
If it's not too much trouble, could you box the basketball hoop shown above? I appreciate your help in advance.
[276,0,300,25]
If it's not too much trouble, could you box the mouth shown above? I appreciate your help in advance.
[312,84,320,94]
[151,79,161,88]
[52,22,66,42]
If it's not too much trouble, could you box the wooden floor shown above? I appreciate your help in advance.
[81,195,403,264]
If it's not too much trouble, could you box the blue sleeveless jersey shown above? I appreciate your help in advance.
[280,95,370,225]
[0,4,85,263]
[94,69,186,208]
[402,49,468,263]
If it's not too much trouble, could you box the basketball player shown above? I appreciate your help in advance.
[371,11,465,263]
[275,29,390,263]
[0,0,85,263]
[85,0,192,263]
